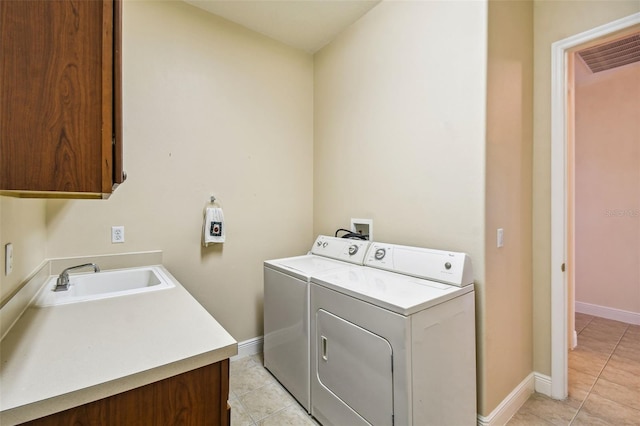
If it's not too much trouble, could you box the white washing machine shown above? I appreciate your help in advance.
[264,235,370,412]
[310,242,476,426]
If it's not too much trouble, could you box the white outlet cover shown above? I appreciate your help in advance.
[112,226,125,243]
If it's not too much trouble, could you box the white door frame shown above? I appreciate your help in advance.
[550,12,640,400]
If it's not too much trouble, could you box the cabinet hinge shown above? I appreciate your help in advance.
[561,263,566,272]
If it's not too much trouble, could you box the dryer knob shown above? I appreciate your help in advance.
[348,245,359,256]
[445,262,452,270]
[374,248,386,260]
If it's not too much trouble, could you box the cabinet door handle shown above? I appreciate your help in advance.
[321,335,328,361]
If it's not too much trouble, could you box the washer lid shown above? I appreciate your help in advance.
[311,267,472,316]
[265,255,359,280]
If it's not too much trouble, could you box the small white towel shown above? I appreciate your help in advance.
[203,207,225,246]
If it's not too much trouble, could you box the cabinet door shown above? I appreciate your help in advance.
[0,0,123,198]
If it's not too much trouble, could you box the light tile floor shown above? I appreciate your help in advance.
[229,353,318,426]
[508,314,640,425]
[231,314,640,425]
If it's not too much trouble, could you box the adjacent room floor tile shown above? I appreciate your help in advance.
[574,334,618,355]
[507,409,555,426]
[567,367,597,401]
[574,313,593,334]
[579,392,640,425]
[516,393,578,425]
[591,377,640,411]
[571,410,613,426]
[509,316,640,425]
[568,347,610,377]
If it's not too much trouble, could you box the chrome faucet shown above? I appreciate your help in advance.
[54,263,100,292]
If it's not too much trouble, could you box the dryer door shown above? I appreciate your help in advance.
[316,309,393,426]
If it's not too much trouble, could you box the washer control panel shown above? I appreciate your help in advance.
[365,242,473,287]
[311,235,370,265]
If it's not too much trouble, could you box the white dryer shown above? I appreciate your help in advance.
[310,242,476,426]
[264,235,370,412]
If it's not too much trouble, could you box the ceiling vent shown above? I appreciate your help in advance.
[578,33,640,73]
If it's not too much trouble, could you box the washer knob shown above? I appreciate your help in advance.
[317,241,322,247]
[445,262,452,270]
[348,245,359,256]
[322,242,328,248]
[374,248,386,260]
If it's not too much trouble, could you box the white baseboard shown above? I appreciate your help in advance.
[534,373,552,397]
[231,336,263,361]
[477,373,534,426]
[576,301,640,325]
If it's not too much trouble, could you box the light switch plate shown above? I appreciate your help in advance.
[5,243,13,275]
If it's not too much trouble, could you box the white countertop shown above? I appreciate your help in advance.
[0,265,237,425]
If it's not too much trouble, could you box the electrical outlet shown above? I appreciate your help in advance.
[5,243,13,275]
[111,226,125,243]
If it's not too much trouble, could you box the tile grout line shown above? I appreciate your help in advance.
[567,322,629,425]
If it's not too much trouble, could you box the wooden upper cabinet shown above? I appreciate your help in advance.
[0,0,124,199]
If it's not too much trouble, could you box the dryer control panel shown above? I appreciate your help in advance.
[310,235,370,265]
[365,242,474,287]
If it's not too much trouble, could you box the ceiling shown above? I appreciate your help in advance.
[183,0,382,53]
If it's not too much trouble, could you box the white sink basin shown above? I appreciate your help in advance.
[35,266,175,307]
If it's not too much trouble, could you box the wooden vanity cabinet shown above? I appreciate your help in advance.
[21,360,231,426]
[0,0,124,199]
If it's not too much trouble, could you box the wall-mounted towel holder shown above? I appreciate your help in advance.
[203,195,225,246]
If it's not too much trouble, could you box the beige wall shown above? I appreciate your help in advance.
[533,1,640,375]
[314,0,504,415]
[43,0,314,341]
[0,198,47,302]
[313,0,487,261]
[485,0,533,414]
[574,60,640,313]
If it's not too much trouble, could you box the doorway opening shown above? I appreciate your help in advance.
[550,12,640,400]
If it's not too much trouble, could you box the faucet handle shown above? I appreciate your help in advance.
[54,263,100,292]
